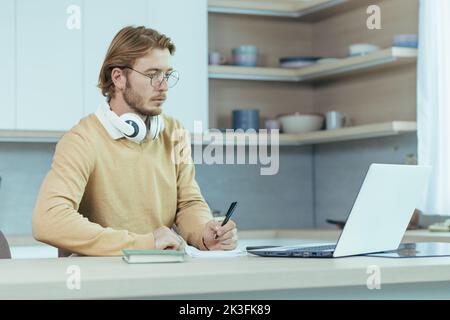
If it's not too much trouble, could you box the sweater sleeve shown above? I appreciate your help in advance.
[174,126,213,250]
[32,131,155,256]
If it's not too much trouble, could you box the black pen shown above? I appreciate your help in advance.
[215,202,238,240]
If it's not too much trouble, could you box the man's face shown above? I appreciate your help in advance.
[123,48,173,117]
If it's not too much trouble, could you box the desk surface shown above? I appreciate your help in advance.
[3,228,450,299]
[1,254,450,299]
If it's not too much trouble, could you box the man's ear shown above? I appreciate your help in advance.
[111,67,127,91]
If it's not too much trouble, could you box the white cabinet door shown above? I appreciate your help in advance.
[83,0,148,116]
[0,0,16,129]
[16,0,83,131]
[147,0,208,132]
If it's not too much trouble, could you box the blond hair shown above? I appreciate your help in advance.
[98,26,175,100]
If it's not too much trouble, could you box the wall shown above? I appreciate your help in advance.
[1,133,439,235]
[314,133,419,228]
[0,142,314,234]
[195,146,314,230]
[0,143,55,234]
[0,0,440,237]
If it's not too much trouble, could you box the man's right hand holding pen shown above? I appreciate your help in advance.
[202,202,238,251]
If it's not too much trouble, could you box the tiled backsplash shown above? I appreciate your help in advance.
[0,143,55,235]
[195,146,314,230]
[314,134,419,228]
[0,134,434,235]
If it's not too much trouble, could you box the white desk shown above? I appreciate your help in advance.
[2,229,450,299]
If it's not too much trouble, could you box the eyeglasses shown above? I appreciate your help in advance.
[123,66,179,88]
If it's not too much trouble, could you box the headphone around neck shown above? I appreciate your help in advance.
[103,101,164,143]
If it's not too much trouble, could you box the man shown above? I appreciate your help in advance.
[32,26,238,256]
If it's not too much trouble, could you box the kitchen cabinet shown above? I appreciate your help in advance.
[82,0,148,117]
[1,0,207,135]
[0,0,415,142]
[0,0,17,129]
[145,0,208,132]
[208,0,418,145]
[16,0,83,131]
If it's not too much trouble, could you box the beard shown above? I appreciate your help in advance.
[123,81,162,117]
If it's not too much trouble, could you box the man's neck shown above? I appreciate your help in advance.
[109,96,148,123]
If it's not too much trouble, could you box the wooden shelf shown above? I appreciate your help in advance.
[191,121,417,146]
[209,47,418,82]
[209,65,300,82]
[208,0,368,20]
[0,121,416,145]
[0,130,65,143]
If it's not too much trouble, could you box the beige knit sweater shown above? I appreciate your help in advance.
[32,113,213,256]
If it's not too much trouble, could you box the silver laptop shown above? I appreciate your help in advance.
[247,164,432,258]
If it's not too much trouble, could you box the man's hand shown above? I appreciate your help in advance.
[202,219,238,251]
[153,226,184,250]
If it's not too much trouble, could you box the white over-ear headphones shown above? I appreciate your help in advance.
[103,101,164,143]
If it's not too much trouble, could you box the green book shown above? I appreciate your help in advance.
[122,249,185,264]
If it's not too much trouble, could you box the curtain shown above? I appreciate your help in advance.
[417,0,450,215]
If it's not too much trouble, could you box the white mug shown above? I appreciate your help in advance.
[209,52,226,65]
[325,111,350,130]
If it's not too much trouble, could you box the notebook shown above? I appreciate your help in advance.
[184,244,246,258]
[122,245,246,263]
[122,249,184,263]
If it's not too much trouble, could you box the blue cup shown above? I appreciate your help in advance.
[232,109,260,130]
[232,45,259,67]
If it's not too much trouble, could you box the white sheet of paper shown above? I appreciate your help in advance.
[184,245,247,258]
